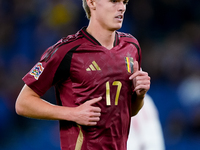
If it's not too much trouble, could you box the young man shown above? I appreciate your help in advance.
[15,0,150,149]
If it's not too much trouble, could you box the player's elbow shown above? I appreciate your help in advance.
[15,84,36,116]
[15,97,26,116]
[15,100,22,116]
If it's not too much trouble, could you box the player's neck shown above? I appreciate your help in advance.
[86,22,115,50]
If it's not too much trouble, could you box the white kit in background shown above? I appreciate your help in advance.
[127,94,165,150]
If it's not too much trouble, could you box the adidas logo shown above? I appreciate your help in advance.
[86,61,101,71]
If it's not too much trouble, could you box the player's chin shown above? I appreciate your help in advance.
[109,25,122,31]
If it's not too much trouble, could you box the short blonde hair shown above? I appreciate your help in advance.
[82,0,91,19]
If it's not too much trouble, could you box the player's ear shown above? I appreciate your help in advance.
[87,0,96,10]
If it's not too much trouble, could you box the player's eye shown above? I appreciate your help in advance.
[123,0,128,5]
[110,0,117,3]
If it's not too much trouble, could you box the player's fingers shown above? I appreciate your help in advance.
[134,84,150,92]
[134,76,151,85]
[90,116,101,121]
[129,61,139,80]
[91,107,101,113]
[88,121,98,126]
[87,115,101,126]
[87,97,102,105]
[133,61,139,73]
[129,71,149,80]
[91,112,101,117]
[134,73,149,80]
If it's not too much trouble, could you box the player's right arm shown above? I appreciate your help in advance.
[15,84,102,126]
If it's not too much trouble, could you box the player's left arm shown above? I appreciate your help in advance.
[129,61,151,116]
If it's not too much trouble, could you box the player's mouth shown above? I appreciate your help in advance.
[115,15,123,21]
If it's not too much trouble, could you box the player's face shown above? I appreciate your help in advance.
[94,0,128,31]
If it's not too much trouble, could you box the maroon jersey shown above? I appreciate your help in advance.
[23,27,141,150]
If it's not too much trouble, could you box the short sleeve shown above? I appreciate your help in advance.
[23,45,65,96]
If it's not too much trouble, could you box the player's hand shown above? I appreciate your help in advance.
[129,61,150,98]
[72,97,102,126]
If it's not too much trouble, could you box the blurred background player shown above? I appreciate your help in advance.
[127,94,165,150]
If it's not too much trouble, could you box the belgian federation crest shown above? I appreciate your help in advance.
[125,57,134,73]
[30,63,44,80]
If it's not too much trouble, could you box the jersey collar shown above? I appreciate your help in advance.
[81,27,119,47]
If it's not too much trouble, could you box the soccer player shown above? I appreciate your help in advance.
[15,0,150,150]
